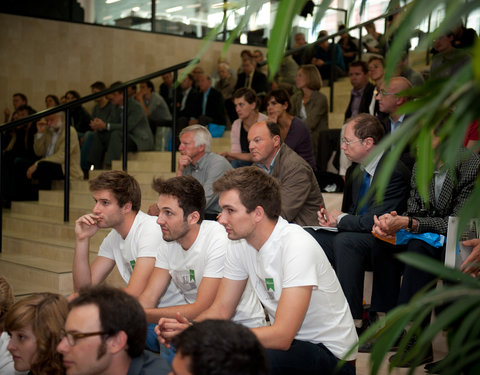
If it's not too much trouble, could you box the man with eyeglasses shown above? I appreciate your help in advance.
[57,285,170,374]
[305,114,410,336]
[376,76,415,169]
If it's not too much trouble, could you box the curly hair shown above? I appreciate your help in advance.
[4,293,68,375]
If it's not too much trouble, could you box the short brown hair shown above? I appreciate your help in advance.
[152,175,206,223]
[299,64,323,90]
[349,113,385,145]
[265,89,292,112]
[89,170,142,212]
[213,167,281,220]
[0,276,14,330]
[233,88,258,108]
[349,60,369,74]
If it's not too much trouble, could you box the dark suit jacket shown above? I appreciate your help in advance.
[339,152,411,232]
[178,88,201,119]
[196,87,226,125]
[345,82,376,121]
[234,70,268,95]
[380,114,416,171]
[405,151,480,235]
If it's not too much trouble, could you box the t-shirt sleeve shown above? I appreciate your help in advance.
[134,216,163,259]
[203,231,228,278]
[223,241,249,281]
[154,241,170,269]
[97,231,116,260]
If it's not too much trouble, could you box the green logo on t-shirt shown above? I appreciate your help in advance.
[130,260,136,270]
[190,269,195,282]
[265,278,275,291]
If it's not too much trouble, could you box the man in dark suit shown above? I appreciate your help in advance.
[344,61,375,121]
[234,57,268,96]
[306,113,411,329]
[190,74,226,126]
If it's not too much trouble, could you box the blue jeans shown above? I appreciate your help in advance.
[267,340,355,375]
[146,323,176,365]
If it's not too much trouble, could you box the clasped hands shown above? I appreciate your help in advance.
[154,312,192,348]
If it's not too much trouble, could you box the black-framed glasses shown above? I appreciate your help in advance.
[60,329,108,346]
[341,137,363,146]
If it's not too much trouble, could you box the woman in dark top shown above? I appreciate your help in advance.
[265,89,317,170]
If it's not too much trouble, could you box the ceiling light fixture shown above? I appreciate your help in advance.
[166,6,183,13]
[105,0,120,4]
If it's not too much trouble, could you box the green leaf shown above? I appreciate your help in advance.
[267,0,308,80]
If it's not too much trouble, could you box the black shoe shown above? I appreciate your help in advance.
[389,335,433,368]
[358,329,406,353]
[424,359,444,374]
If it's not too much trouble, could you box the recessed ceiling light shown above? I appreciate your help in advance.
[166,6,183,13]
[105,0,120,4]
[132,7,140,12]
[187,4,201,8]
[211,2,224,9]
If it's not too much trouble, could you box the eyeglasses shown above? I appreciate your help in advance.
[341,137,363,146]
[60,329,108,346]
[378,89,396,96]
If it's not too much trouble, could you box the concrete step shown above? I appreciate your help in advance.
[0,254,73,295]
[10,201,90,221]
[112,160,173,173]
[89,169,176,184]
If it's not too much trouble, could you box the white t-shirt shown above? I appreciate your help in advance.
[224,216,358,360]
[98,211,185,308]
[155,220,266,328]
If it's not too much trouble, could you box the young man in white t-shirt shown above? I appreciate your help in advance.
[72,170,183,307]
[157,167,358,375]
[139,175,265,351]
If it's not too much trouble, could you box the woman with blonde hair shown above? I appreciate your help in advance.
[5,293,68,375]
[290,64,328,157]
[0,276,16,374]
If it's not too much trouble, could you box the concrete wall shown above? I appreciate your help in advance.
[0,13,265,116]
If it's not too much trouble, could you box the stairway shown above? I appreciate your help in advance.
[0,134,231,298]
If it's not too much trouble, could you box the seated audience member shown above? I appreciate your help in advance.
[24,111,83,194]
[292,32,310,66]
[136,80,172,131]
[221,88,267,168]
[81,81,118,176]
[253,49,268,77]
[376,76,415,169]
[305,114,410,332]
[274,55,299,89]
[0,276,16,375]
[72,170,183,308]
[367,57,388,123]
[291,64,328,156]
[430,30,470,80]
[159,72,175,113]
[170,320,268,375]
[65,90,92,141]
[5,293,68,375]
[157,167,357,375]
[249,121,323,226]
[214,63,237,122]
[88,81,153,169]
[395,53,425,87]
[371,130,480,365]
[234,56,268,96]
[189,74,226,127]
[3,93,29,123]
[266,89,316,170]
[58,285,170,375]
[461,238,480,277]
[345,61,376,121]
[175,74,201,142]
[127,83,137,98]
[311,30,346,83]
[139,176,265,351]
[363,22,384,56]
[338,25,359,68]
[174,125,232,219]
[192,66,205,87]
[3,105,39,205]
[45,94,60,108]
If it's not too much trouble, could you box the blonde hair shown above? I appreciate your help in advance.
[5,293,68,375]
[299,65,323,91]
[0,276,14,330]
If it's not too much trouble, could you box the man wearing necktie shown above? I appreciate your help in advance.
[188,74,226,127]
[305,113,411,333]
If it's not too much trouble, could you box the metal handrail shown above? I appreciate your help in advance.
[0,59,193,251]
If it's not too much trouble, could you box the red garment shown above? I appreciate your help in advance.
[464,120,479,146]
